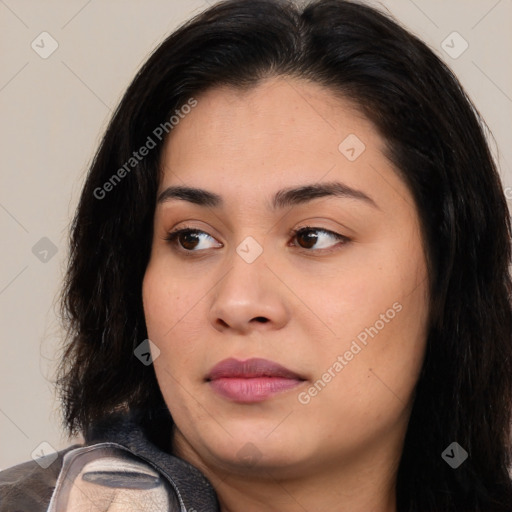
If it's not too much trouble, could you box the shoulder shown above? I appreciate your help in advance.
[0,446,79,512]
[0,412,219,512]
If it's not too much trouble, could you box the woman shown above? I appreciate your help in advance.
[1,0,511,510]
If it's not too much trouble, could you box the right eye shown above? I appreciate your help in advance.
[164,227,223,253]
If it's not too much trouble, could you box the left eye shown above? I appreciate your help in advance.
[164,226,348,253]
[289,226,348,251]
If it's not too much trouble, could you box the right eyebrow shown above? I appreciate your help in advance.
[157,185,221,208]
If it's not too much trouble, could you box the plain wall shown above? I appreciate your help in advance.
[1,0,511,469]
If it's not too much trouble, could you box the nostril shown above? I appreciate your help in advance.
[254,317,269,323]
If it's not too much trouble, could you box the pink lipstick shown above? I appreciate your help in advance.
[206,357,306,403]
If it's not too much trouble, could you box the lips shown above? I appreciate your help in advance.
[206,357,306,403]
[206,357,304,380]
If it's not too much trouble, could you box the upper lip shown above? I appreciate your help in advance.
[206,357,305,381]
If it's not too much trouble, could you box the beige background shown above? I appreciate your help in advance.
[1,0,511,469]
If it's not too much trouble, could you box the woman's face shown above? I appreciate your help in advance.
[142,77,429,480]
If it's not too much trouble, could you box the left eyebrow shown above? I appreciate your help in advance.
[156,181,379,211]
[271,181,379,211]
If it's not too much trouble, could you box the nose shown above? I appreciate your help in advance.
[207,244,290,334]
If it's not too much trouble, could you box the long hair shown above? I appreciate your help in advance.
[57,1,512,509]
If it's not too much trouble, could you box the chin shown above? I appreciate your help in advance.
[204,429,310,472]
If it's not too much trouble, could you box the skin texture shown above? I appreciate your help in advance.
[142,76,430,512]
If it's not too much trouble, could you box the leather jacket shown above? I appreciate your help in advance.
[0,413,220,511]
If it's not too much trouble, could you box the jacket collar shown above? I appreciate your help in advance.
[83,412,220,512]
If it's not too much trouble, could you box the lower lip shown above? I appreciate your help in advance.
[208,377,304,403]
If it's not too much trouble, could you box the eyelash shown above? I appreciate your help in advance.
[163,225,350,256]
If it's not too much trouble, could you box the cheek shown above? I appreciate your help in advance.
[304,236,428,401]
[318,299,427,426]
[308,238,426,342]
[142,266,172,337]
[143,261,190,335]
[142,262,207,371]
[299,306,427,452]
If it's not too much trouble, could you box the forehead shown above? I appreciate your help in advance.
[157,77,413,219]
[163,77,370,157]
